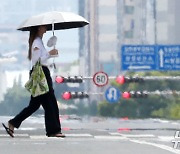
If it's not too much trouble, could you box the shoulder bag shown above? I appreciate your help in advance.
[25,59,49,97]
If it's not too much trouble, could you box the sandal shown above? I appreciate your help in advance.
[2,123,14,138]
[48,133,66,138]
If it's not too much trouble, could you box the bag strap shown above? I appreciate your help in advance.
[30,59,33,70]
[30,58,41,70]
[37,58,41,65]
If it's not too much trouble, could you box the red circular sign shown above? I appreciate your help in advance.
[93,71,108,87]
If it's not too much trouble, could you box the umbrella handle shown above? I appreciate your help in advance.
[52,21,55,49]
[52,21,55,36]
[52,21,56,69]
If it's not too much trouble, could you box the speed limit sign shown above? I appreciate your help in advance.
[93,71,109,87]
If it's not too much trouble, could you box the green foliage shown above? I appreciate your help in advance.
[114,99,138,118]
[151,97,180,119]
[0,78,30,115]
[98,101,116,117]
[169,103,180,119]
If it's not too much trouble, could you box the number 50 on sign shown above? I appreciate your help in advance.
[93,71,109,87]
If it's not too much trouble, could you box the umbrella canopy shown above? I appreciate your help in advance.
[17,11,89,31]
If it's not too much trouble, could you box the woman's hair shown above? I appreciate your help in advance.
[28,26,39,60]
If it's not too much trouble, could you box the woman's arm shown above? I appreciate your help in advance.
[33,47,58,62]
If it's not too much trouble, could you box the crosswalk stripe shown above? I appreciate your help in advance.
[110,133,155,138]
[158,136,174,142]
[30,134,92,139]
[65,134,93,137]
[0,134,9,137]
[0,134,29,138]
[30,135,52,139]
[94,136,127,140]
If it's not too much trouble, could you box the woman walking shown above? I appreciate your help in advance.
[2,25,65,138]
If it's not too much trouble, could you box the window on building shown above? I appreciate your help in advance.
[131,19,134,29]
[124,30,133,38]
[124,5,134,14]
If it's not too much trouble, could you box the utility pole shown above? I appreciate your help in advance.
[154,0,157,44]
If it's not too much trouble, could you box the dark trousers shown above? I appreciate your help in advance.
[9,66,61,136]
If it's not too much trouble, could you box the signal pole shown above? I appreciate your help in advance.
[154,0,157,44]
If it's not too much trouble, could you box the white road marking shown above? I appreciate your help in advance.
[0,134,9,137]
[130,139,180,154]
[30,134,92,139]
[65,134,93,137]
[0,134,29,138]
[14,134,29,137]
[158,136,174,142]
[94,136,128,140]
[30,135,60,140]
[171,122,180,125]
[19,128,37,131]
[110,132,155,138]
[0,127,37,131]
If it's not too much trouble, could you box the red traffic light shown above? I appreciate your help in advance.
[55,76,64,83]
[122,91,148,99]
[122,92,131,99]
[62,92,71,100]
[116,75,125,85]
[62,92,89,100]
[55,76,83,83]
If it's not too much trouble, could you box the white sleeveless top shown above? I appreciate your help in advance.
[31,37,50,67]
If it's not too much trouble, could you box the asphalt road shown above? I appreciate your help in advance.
[0,116,180,154]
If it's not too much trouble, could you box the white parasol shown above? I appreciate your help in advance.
[17,11,89,31]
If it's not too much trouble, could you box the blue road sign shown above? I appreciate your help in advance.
[121,45,180,71]
[157,45,180,70]
[105,86,121,103]
[121,45,157,71]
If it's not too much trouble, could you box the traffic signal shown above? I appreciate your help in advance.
[55,76,64,83]
[122,91,148,99]
[131,76,144,83]
[122,91,131,99]
[55,76,83,83]
[116,75,144,85]
[62,92,71,100]
[62,92,89,100]
[116,75,125,84]
[69,76,83,83]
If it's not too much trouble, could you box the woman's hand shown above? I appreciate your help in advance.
[49,49,58,55]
